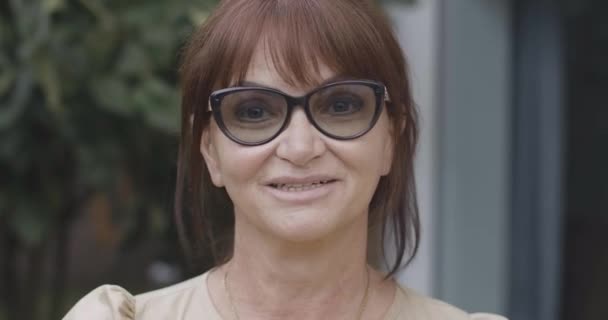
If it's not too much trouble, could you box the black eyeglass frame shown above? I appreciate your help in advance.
[207,79,390,146]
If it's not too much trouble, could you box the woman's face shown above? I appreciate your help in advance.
[200,48,394,243]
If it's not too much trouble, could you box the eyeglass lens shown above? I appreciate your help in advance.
[217,83,379,144]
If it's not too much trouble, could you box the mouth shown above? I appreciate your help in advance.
[267,179,338,192]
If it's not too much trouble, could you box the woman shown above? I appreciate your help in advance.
[65,0,507,319]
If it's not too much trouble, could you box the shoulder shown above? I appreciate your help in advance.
[62,285,135,320]
[63,273,210,320]
[392,285,508,320]
[135,274,205,308]
[133,274,209,318]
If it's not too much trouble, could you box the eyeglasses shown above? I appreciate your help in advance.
[208,80,388,146]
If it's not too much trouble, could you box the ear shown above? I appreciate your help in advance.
[200,126,224,187]
[380,114,396,176]
[380,133,394,176]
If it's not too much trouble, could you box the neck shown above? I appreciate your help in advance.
[224,210,370,320]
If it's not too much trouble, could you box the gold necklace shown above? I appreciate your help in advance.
[223,265,371,320]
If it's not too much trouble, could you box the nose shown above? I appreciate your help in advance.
[275,109,326,166]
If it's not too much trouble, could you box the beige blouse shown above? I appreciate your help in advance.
[63,271,507,320]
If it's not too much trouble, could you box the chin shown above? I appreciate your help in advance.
[272,227,335,244]
[261,208,351,243]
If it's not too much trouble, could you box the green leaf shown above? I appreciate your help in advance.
[89,75,134,116]
[188,9,210,25]
[9,204,51,247]
[33,55,64,114]
[121,2,170,28]
[0,64,15,97]
[83,27,120,68]
[116,43,151,77]
[141,26,176,67]
[42,0,67,14]
[78,0,115,28]
[132,78,180,134]
[0,71,33,130]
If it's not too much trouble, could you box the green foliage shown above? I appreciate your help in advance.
[0,0,217,246]
[0,0,219,318]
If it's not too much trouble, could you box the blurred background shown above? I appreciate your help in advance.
[0,0,606,319]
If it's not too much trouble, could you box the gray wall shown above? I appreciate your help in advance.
[436,0,512,314]
[384,0,513,314]
[387,0,440,297]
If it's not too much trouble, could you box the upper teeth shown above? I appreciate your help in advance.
[272,180,331,189]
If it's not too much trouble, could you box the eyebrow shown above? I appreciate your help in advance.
[238,75,356,89]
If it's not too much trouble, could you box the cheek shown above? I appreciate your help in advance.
[356,114,393,175]
[215,139,273,186]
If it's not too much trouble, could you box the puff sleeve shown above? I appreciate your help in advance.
[63,285,135,320]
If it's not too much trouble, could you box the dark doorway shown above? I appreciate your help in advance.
[561,1,608,319]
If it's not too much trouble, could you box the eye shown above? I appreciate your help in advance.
[324,96,364,115]
[234,103,273,122]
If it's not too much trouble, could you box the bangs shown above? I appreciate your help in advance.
[195,0,395,90]
[258,0,386,87]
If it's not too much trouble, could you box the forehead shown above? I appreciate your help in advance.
[244,42,337,96]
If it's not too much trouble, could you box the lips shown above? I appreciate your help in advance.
[263,176,338,204]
